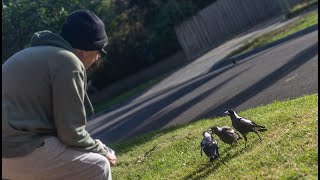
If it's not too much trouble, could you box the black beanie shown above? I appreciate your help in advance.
[60,10,108,53]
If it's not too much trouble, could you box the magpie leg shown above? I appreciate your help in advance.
[236,132,242,140]
[229,143,234,149]
[241,133,247,147]
[254,130,262,141]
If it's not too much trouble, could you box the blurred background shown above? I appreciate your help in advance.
[2,0,317,110]
[2,0,218,86]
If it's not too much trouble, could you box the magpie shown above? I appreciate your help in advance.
[224,109,267,147]
[209,126,242,146]
[200,131,220,163]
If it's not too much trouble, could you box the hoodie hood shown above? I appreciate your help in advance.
[30,30,74,52]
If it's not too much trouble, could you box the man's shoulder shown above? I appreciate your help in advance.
[37,46,85,73]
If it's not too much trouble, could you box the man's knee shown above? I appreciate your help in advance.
[87,153,112,179]
[99,157,111,172]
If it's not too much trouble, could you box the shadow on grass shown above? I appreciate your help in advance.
[182,139,261,180]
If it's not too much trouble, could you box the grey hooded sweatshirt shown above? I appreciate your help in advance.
[2,31,107,158]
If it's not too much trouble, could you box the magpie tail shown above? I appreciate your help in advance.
[257,128,267,132]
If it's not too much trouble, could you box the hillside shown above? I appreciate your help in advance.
[111,94,318,179]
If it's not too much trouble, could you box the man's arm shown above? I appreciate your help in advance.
[51,52,107,156]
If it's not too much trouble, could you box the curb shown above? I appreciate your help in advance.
[211,24,318,71]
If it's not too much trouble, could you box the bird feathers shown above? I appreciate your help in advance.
[224,109,267,146]
[210,126,242,145]
[200,131,219,162]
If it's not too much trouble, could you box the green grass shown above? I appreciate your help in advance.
[286,0,318,18]
[111,94,318,179]
[223,9,318,60]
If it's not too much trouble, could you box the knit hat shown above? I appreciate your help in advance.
[60,10,108,54]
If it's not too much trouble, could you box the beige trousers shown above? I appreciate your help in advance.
[2,137,112,180]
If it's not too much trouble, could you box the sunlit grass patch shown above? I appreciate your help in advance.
[223,10,318,60]
[111,94,318,179]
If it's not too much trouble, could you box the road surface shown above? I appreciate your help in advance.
[88,30,318,144]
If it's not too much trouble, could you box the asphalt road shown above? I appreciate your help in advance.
[88,30,318,144]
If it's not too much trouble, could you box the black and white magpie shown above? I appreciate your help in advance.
[209,126,242,146]
[200,131,220,162]
[224,109,267,147]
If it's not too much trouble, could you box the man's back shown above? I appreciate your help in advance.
[2,32,85,157]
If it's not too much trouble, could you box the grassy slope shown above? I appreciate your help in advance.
[223,9,318,60]
[111,94,318,180]
[286,0,318,18]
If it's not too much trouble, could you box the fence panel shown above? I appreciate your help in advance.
[175,0,310,60]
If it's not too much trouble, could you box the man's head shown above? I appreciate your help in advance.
[60,10,107,69]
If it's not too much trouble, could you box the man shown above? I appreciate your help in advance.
[2,10,116,180]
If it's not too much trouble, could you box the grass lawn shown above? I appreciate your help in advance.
[111,94,318,179]
[286,0,318,18]
[223,9,318,60]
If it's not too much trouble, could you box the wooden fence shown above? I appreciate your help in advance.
[175,0,312,60]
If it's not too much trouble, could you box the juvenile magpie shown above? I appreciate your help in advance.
[209,126,242,146]
[200,131,220,163]
[224,109,267,147]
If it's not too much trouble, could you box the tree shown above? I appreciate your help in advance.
[2,0,218,90]
[2,0,102,62]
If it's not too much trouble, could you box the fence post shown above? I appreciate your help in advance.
[279,0,291,13]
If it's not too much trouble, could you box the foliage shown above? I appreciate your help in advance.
[88,0,218,89]
[111,94,318,179]
[2,0,102,62]
[2,0,217,88]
